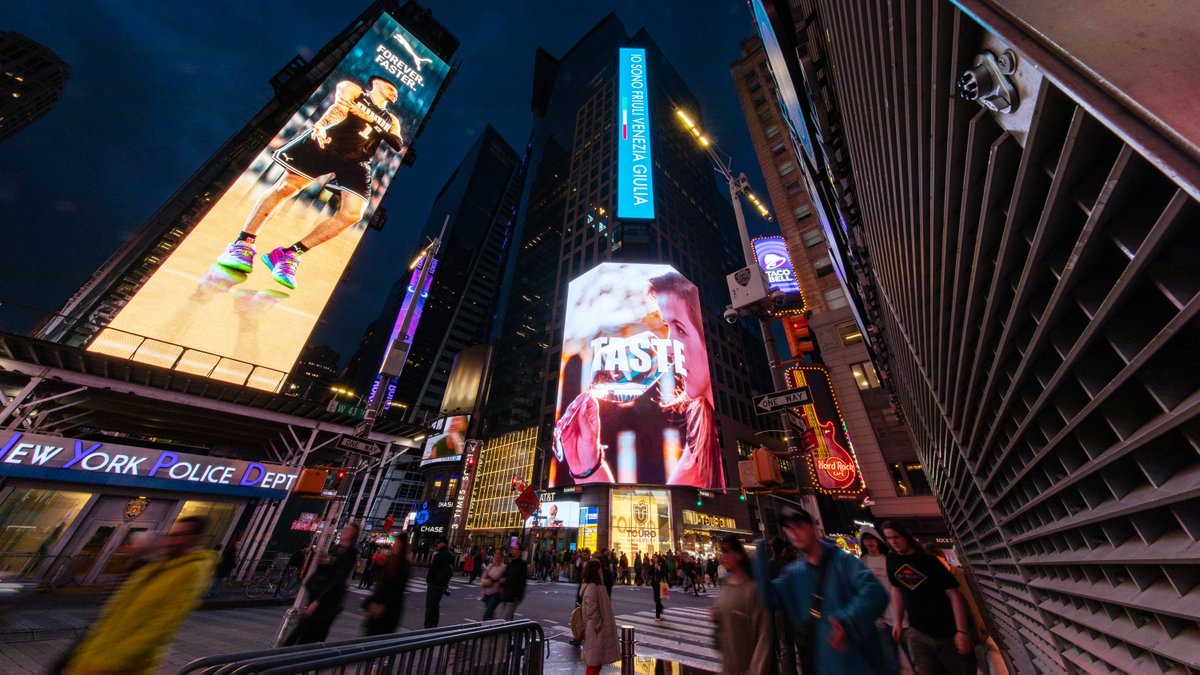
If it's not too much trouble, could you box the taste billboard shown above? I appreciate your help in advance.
[86,11,453,391]
[551,263,723,489]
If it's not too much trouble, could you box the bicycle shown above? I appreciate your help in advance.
[244,567,299,599]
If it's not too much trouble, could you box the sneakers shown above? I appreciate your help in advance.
[262,247,300,289]
[216,240,256,273]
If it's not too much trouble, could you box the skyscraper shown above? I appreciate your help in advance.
[481,15,774,556]
[731,36,944,536]
[751,1,1200,672]
[344,125,523,417]
[284,343,341,401]
[0,32,71,143]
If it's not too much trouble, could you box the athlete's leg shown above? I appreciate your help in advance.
[294,192,367,250]
[242,172,310,239]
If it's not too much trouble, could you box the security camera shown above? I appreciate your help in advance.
[769,289,786,307]
[723,308,740,324]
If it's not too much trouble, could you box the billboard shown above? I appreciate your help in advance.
[617,47,654,219]
[786,366,865,495]
[610,488,671,555]
[551,263,723,489]
[86,13,453,391]
[524,499,581,529]
[419,415,469,467]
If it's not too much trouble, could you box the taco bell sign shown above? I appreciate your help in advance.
[752,236,802,296]
[618,47,655,219]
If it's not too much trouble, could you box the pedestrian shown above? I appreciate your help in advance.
[469,547,484,584]
[706,556,719,587]
[648,556,666,621]
[634,552,644,586]
[285,523,360,645]
[755,507,890,674]
[767,537,799,675]
[599,551,615,596]
[883,522,975,674]
[208,539,237,598]
[618,552,629,584]
[287,546,307,578]
[58,516,216,675]
[463,546,476,580]
[425,537,454,628]
[711,535,774,675]
[364,538,411,636]
[480,549,506,620]
[500,543,529,619]
[860,525,903,673]
[580,559,621,675]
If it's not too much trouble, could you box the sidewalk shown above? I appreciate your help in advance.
[545,640,717,674]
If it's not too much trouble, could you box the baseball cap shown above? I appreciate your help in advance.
[780,506,814,527]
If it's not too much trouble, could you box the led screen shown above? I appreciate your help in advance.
[87,13,452,390]
[420,414,469,467]
[751,236,802,295]
[617,47,654,219]
[551,263,723,489]
[524,499,580,529]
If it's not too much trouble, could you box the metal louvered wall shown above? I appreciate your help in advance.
[786,0,1200,673]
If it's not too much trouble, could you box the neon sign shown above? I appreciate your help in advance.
[618,47,654,219]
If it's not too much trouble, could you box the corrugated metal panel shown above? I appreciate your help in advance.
[796,0,1200,672]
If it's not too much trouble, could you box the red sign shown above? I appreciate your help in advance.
[382,514,394,531]
[514,486,540,520]
[787,366,865,496]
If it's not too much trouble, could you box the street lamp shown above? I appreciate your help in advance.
[676,106,807,498]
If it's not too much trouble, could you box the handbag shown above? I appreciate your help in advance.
[659,580,670,600]
[570,605,585,641]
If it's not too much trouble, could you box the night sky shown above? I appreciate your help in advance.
[1,1,774,363]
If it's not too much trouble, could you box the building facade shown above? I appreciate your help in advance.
[0,32,71,143]
[731,37,944,537]
[284,344,341,401]
[750,0,1200,673]
[483,15,774,560]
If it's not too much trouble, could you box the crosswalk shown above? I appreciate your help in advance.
[613,605,720,671]
[346,575,470,597]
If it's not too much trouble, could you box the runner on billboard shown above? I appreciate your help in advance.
[215,77,405,290]
[555,272,724,489]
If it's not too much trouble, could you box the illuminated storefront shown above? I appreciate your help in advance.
[0,431,294,585]
[464,427,536,549]
[610,488,672,555]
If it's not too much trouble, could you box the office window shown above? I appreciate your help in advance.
[838,322,864,346]
[771,143,786,156]
[801,228,824,247]
[764,124,781,139]
[823,287,848,309]
[814,255,834,277]
[785,181,803,198]
[777,161,795,176]
[793,203,813,221]
[850,361,881,390]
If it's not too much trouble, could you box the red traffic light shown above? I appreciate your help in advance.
[337,471,346,479]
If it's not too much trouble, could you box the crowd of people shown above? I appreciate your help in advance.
[47,512,1003,675]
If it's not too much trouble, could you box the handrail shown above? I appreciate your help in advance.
[176,620,545,675]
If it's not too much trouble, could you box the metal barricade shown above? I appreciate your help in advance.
[176,620,545,675]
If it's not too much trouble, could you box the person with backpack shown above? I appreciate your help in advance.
[755,507,890,674]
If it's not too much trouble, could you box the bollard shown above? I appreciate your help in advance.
[620,624,637,675]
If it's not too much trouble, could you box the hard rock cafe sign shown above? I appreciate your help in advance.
[787,366,865,495]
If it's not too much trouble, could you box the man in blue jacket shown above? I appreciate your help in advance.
[756,507,892,674]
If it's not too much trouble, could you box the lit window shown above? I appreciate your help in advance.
[765,125,781,139]
[851,361,881,389]
[838,323,864,346]
[801,228,824,247]
[777,161,795,176]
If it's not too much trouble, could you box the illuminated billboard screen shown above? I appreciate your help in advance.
[617,47,654,219]
[86,13,452,391]
[524,498,581,529]
[551,263,723,489]
[787,366,865,495]
[752,236,801,295]
[420,414,469,467]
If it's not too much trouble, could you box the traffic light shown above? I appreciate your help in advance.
[784,316,815,358]
[739,490,747,501]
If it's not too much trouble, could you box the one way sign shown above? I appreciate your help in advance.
[754,386,813,414]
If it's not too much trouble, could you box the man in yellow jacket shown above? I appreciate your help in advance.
[64,515,217,675]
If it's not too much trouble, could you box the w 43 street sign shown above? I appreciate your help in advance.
[754,386,813,414]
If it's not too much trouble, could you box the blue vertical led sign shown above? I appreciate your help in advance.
[617,47,654,219]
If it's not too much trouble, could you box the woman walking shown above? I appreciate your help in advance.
[648,556,666,621]
[480,549,506,620]
[364,538,411,636]
[581,559,620,675]
[710,535,774,675]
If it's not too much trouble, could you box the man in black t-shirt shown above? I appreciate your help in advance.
[883,521,976,674]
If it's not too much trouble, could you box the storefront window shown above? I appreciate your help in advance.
[0,488,91,576]
[610,489,671,556]
[174,501,239,549]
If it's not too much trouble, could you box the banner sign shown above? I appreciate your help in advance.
[751,236,802,295]
[0,432,299,499]
[786,366,866,495]
[617,47,654,219]
[681,509,737,530]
